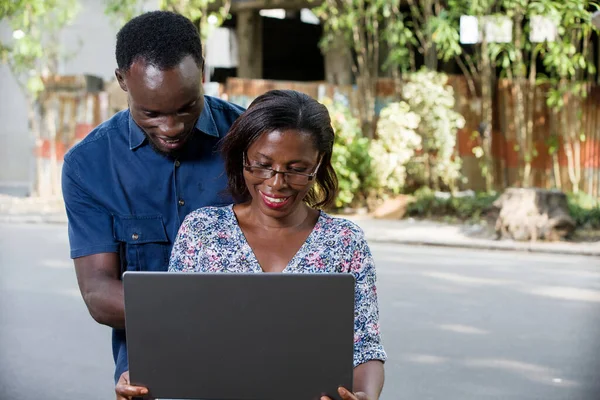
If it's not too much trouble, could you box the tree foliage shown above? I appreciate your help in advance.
[104,0,231,42]
[312,0,391,138]
[1,0,80,97]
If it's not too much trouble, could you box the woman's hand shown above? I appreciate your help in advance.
[115,371,149,400]
[321,386,371,400]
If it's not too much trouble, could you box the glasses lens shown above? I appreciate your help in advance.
[285,173,310,185]
[248,167,273,179]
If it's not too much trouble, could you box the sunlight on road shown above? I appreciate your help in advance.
[421,271,516,287]
[525,286,600,303]
[461,358,579,388]
[437,324,490,335]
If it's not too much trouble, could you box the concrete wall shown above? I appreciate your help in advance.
[0,24,31,196]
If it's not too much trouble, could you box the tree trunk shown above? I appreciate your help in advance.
[421,0,437,70]
[562,92,581,194]
[512,12,530,187]
[480,38,494,192]
[494,188,576,241]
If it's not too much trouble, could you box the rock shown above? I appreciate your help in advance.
[493,188,576,242]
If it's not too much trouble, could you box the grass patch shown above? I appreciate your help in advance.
[406,187,499,223]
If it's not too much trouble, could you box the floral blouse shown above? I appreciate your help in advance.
[168,205,387,367]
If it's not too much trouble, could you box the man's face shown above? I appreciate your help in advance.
[116,55,204,157]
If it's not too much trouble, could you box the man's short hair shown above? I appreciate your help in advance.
[116,10,204,72]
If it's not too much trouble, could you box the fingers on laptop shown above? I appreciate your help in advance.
[320,386,368,400]
[115,383,148,400]
[115,371,148,400]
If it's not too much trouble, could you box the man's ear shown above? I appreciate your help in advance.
[115,69,127,91]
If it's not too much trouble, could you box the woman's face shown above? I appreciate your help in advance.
[243,129,320,219]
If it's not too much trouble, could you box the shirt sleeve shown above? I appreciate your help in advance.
[62,159,120,259]
[346,229,388,367]
[168,211,202,272]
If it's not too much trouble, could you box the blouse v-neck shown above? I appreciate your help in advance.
[227,204,323,273]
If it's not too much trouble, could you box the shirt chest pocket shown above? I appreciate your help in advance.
[113,215,170,272]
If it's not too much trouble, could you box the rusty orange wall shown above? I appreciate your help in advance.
[46,76,598,197]
[224,76,600,197]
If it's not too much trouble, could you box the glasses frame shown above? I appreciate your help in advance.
[242,153,322,185]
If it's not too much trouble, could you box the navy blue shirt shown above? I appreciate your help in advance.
[62,95,244,382]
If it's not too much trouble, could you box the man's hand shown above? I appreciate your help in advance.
[115,371,149,400]
[321,386,370,400]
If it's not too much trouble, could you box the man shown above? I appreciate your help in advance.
[62,10,243,384]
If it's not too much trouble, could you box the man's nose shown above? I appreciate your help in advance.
[158,116,184,137]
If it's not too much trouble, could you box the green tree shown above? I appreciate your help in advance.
[0,0,80,196]
[104,0,231,43]
[104,0,146,27]
[323,98,374,209]
[429,0,499,191]
[159,0,231,43]
[312,0,391,138]
[404,0,445,70]
[541,0,599,193]
[488,0,598,190]
[490,0,542,188]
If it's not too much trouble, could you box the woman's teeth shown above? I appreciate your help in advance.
[264,195,287,203]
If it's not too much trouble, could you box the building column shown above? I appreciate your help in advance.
[236,10,263,79]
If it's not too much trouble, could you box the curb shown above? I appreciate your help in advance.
[2,213,599,257]
[0,214,68,225]
[363,235,600,257]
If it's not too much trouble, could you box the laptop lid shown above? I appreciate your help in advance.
[123,272,355,400]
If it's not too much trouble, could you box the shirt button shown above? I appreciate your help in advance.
[174,160,181,167]
[178,199,185,206]
[131,233,139,240]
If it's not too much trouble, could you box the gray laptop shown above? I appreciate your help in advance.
[123,272,355,400]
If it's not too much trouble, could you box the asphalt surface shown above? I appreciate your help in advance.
[1,223,599,400]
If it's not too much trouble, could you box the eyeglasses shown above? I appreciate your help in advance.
[243,154,322,186]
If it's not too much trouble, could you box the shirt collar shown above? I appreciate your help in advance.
[128,97,219,151]
[195,97,220,139]
[128,111,146,150]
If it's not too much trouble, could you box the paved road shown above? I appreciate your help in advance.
[1,223,599,400]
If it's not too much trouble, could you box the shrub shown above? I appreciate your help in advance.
[567,192,600,229]
[401,69,465,191]
[370,101,421,194]
[324,98,375,209]
[406,187,499,222]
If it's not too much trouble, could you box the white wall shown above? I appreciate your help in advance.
[0,0,159,196]
[59,0,160,80]
[0,23,31,195]
[59,1,121,81]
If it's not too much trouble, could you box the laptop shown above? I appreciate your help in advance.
[123,272,355,400]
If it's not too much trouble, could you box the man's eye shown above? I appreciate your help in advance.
[144,111,159,118]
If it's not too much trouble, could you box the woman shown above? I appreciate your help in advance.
[116,90,386,400]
